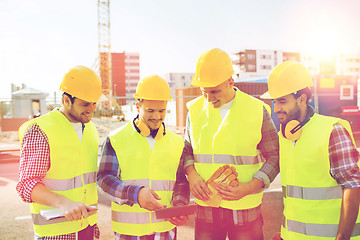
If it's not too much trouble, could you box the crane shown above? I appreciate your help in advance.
[98,0,112,109]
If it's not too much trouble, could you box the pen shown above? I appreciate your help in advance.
[80,189,86,227]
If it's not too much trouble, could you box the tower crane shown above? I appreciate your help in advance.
[97,0,112,109]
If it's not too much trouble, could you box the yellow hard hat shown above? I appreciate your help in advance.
[60,65,107,102]
[191,48,235,87]
[134,75,172,101]
[261,61,313,99]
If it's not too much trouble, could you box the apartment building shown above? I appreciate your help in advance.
[232,49,301,78]
[111,52,140,104]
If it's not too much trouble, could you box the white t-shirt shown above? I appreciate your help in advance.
[219,98,234,120]
[71,122,83,141]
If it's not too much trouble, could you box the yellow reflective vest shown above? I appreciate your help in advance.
[19,109,98,237]
[187,89,268,210]
[109,121,184,236]
[280,113,360,239]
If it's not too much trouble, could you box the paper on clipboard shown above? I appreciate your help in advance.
[155,204,197,219]
[40,205,98,221]
[40,208,64,220]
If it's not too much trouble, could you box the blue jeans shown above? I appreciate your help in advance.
[195,214,264,240]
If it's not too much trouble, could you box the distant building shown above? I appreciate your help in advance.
[232,49,360,78]
[165,73,194,98]
[232,49,300,78]
[11,88,48,118]
[302,53,360,76]
[111,52,140,104]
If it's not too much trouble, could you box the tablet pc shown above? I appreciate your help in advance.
[155,204,197,219]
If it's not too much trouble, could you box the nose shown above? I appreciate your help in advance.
[273,102,281,113]
[153,111,161,120]
[206,93,216,102]
[88,103,97,113]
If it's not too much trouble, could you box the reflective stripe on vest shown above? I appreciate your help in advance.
[187,89,267,210]
[194,153,265,165]
[112,211,165,224]
[42,172,96,191]
[286,219,360,238]
[123,179,175,192]
[282,185,342,200]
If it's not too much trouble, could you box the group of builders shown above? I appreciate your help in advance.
[16,48,360,240]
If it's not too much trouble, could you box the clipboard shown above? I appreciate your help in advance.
[155,204,197,219]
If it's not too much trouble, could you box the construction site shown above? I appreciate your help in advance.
[2,1,360,240]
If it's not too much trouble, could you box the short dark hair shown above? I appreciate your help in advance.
[293,87,312,104]
[62,92,76,104]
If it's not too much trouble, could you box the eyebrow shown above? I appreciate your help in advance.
[145,108,166,111]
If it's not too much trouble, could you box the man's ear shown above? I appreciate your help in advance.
[136,102,140,113]
[63,95,71,107]
[228,78,235,87]
[299,93,307,104]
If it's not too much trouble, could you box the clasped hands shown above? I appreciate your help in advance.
[188,165,256,207]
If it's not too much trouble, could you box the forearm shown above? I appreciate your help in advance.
[337,188,360,240]
[255,107,280,187]
[97,165,143,205]
[30,183,73,207]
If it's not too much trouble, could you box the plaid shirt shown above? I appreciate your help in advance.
[96,123,190,240]
[16,123,100,240]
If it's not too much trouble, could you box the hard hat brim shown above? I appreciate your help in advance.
[260,91,273,99]
[97,94,108,102]
[191,75,229,88]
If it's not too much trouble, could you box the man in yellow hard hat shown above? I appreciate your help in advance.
[16,66,107,239]
[183,48,280,239]
[97,75,190,240]
[260,61,360,240]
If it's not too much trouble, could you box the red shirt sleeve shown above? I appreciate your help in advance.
[16,124,50,203]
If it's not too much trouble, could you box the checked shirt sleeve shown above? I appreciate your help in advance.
[253,107,280,188]
[96,137,143,206]
[182,113,195,170]
[329,123,360,189]
[171,149,190,207]
[16,124,50,203]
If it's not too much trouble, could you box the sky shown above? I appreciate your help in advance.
[1,0,360,100]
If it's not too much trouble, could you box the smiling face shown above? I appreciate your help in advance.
[136,99,167,131]
[61,95,97,123]
[273,94,302,125]
[200,78,235,108]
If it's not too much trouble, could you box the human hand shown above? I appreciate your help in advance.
[215,181,253,201]
[187,171,212,201]
[215,179,263,201]
[61,199,88,221]
[138,188,166,211]
[167,215,189,226]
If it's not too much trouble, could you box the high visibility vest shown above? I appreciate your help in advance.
[280,113,360,239]
[19,109,98,237]
[187,89,268,210]
[109,122,184,236]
